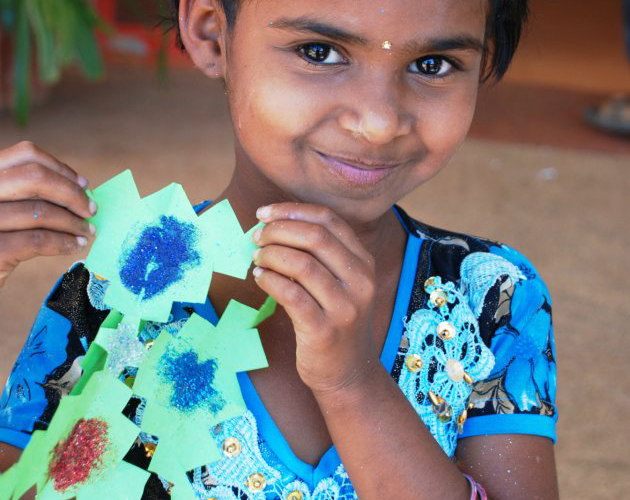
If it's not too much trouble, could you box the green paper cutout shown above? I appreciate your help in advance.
[85,171,260,325]
[132,309,268,479]
[38,461,149,500]
[12,372,139,499]
[11,430,50,499]
[0,465,17,500]
[252,296,277,328]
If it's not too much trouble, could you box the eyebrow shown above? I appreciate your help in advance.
[270,16,369,46]
[269,16,484,54]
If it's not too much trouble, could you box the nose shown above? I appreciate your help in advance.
[338,78,413,145]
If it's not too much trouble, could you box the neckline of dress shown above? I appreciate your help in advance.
[190,203,423,488]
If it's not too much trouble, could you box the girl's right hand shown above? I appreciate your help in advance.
[0,141,96,288]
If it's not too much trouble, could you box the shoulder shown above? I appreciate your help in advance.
[396,206,557,440]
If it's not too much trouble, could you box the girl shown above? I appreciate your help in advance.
[0,0,559,498]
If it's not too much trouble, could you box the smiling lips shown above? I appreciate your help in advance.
[316,151,405,186]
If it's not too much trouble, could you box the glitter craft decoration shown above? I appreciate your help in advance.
[132,302,270,496]
[6,371,142,500]
[47,418,109,492]
[93,316,147,378]
[86,170,261,325]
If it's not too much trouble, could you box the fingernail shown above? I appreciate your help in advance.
[76,236,88,247]
[252,227,262,243]
[89,200,97,215]
[253,266,263,278]
[77,176,89,189]
[88,223,96,235]
[256,205,271,220]
[252,248,261,263]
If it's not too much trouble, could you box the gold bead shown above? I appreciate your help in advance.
[144,442,157,458]
[424,277,436,292]
[430,289,448,307]
[468,402,475,410]
[222,437,242,458]
[246,473,267,492]
[94,273,106,281]
[463,372,474,385]
[437,321,456,341]
[405,354,423,373]
[287,491,304,500]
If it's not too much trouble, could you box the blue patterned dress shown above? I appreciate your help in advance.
[0,205,557,499]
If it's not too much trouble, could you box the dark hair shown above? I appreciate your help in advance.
[163,0,528,81]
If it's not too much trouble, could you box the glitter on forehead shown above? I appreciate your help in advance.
[158,348,225,414]
[118,215,201,301]
[48,418,109,492]
[382,40,392,50]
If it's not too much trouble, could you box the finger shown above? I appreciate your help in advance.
[0,230,87,267]
[254,219,370,286]
[256,203,373,263]
[0,163,95,218]
[254,244,348,313]
[252,266,324,329]
[1,141,87,187]
[0,200,94,236]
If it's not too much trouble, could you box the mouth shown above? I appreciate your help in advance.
[315,151,404,186]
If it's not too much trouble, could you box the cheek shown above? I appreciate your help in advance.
[229,69,323,158]
[420,84,478,161]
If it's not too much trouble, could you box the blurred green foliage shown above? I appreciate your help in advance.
[0,0,110,126]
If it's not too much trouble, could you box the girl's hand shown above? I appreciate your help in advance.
[0,141,95,288]
[252,202,379,396]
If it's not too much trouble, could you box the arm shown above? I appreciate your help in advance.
[0,442,21,473]
[252,203,531,499]
[456,435,559,499]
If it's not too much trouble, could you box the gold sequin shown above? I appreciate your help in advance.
[287,491,304,500]
[124,375,136,388]
[457,409,468,433]
[430,289,448,307]
[428,391,452,422]
[437,321,456,340]
[144,442,157,458]
[424,277,436,292]
[246,473,267,492]
[381,40,392,50]
[94,273,106,281]
[222,437,242,458]
[405,354,423,372]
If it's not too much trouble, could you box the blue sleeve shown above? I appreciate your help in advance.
[0,262,109,450]
[460,245,558,442]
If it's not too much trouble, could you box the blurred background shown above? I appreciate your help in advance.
[0,0,629,498]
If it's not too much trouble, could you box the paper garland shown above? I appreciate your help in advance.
[0,171,277,499]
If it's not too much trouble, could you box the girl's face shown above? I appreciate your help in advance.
[223,0,487,223]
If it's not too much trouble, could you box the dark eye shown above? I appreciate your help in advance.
[409,56,453,77]
[298,43,345,64]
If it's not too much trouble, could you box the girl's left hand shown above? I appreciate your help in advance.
[252,202,379,397]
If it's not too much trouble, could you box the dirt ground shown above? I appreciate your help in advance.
[1,41,630,497]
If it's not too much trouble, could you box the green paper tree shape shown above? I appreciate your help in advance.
[132,301,272,497]
[3,371,144,500]
[86,170,261,325]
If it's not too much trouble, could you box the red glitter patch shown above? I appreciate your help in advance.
[48,418,109,492]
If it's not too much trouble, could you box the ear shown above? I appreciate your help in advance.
[178,0,228,79]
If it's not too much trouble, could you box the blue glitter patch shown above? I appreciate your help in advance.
[118,215,201,300]
[158,348,225,414]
